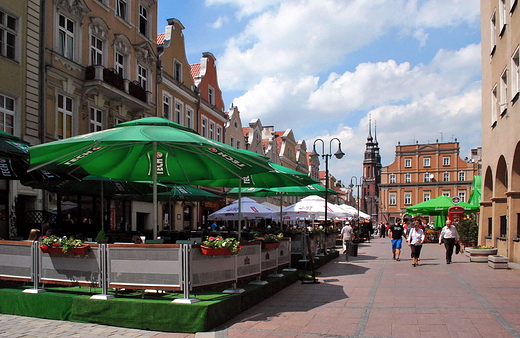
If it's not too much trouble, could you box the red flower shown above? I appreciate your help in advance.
[52,242,59,247]
[41,245,48,250]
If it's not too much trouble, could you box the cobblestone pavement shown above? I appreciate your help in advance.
[2,237,520,337]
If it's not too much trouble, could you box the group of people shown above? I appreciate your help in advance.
[342,218,460,267]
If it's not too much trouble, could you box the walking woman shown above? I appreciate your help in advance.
[407,219,425,267]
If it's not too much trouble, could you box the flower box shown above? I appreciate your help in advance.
[262,242,280,250]
[470,248,498,262]
[40,245,90,255]
[200,245,240,256]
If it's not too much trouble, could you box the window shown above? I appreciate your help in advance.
[389,174,396,183]
[174,60,182,82]
[137,64,147,89]
[0,94,15,134]
[139,5,148,37]
[512,47,520,103]
[162,93,171,119]
[423,157,430,167]
[115,52,125,76]
[443,157,450,166]
[405,173,411,183]
[216,126,222,142]
[90,35,103,65]
[500,215,507,237]
[490,11,497,55]
[58,14,74,59]
[424,173,431,182]
[423,192,430,202]
[389,194,396,205]
[208,85,214,105]
[230,136,234,147]
[185,107,193,129]
[404,193,411,205]
[57,94,73,139]
[114,117,124,126]
[236,140,241,149]
[116,0,127,20]
[174,101,183,125]
[0,11,16,60]
[492,85,498,127]
[500,68,508,115]
[499,0,507,35]
[488,217,493,236]
[404,158,411,168]
[201,117,207,137]
[458,191,466,202]
[442,191,450,197]
[443,172,450,182]
[517,213,520,238]
[459,171,466,181]
[90,108,102,132]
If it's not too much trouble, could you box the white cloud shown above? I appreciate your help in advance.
[210,16,229,28]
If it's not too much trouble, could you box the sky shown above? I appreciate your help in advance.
[157,0,482,188]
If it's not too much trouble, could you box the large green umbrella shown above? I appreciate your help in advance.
[406,196,480,216]
[226,183,337,197]
[28,117,272,238]
[129,184,221,202]
[468,175,481,207]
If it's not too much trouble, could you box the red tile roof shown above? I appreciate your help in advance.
[157,33,165,45]
[190,63,201,80]
[243,127,250,137]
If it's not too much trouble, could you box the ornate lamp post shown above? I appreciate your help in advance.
[310,138,344,227]
[349,176,365,227]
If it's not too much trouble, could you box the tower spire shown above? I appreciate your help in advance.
[367,115,373,142]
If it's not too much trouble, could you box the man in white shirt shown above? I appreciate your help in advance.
[439,219,459,264]
[340,223,353,254]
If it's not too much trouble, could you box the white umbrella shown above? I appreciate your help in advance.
[281,195,350,221]
[208,197,276,220]
[338,204,371,220]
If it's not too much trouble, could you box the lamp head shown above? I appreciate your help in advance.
[334,143,345,159]
[309,146,320,161]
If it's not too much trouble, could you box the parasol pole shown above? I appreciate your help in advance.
[100,181,104,231]
[152,142,158,239]
[238,179,242,241]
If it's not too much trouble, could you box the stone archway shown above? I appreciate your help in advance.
[480,166,494,244]
[494,156,509,253]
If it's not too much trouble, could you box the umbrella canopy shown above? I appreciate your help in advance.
[28,117,273,238]
[208,197,276,220]
[226,183,337,197]
[281,195,350,220]
[468,175,481,207]
[128,184,221,202]
[406,196,480,216]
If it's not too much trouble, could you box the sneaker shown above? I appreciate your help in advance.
[393,254,396,260]
[396,258,400,261]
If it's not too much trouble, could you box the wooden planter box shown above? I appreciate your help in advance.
[200,245,239,256]
[262,242,280,250]
[488,255,509,269]
[470,248,498,262]
[40,245,90,255]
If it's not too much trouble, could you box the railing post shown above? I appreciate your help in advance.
[23,241,46,294]
[91,244,114,300]
[173,244,200,303]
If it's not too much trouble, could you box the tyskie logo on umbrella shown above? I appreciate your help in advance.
[207,148,247,168]
[0,158,15,178]
[147,151,169,176]
[64,147,102,166]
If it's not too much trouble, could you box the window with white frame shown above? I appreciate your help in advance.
[443,157,450,166]
[57,94,73,139]
[405,173,411,183]
[424,173,431,182]
[115,52,125,76]
[0,94,15,134]
[0,10,16,60]
[201,117,207,137]
[174,60,182,82]
[500,68,508,115]
[389,193,396,205]
[389,174,396,183]
[208,85,215,105]
[139,5,148,37]
[137,64,147,90]
[90,107,102,132]
[58,14,74,60]
[459,171,466,181]
[162,93,171,119]
[490,10,497,55]
[512,47,520,103]
[114,117,124,126]
[216,126,222,142]
[442,191,450,197]
[423,192,431,202]
[116,0,127,20]
[404,193,411,205]
[459,191,466,202]
[499,0,507,35]
[404,158,411,167]
[174,100,183,125]
[492,85,498,127]
[209,122,214,140]
[443,172,450,182]
[90,35,103,65]
[185,107,193,129]
[423,157,430,167]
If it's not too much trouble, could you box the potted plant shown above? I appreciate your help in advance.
[200,236,241,256]
[309,227,324,238]
[469,245,498,262]
[40,235,89,254]
[258,233,282,249]
[457,218,478,248]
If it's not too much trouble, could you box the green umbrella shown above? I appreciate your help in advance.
[406,196,480,216]
[28,117,272,238]
[468,175,481,207]
[130,184,221,202]
[227,183,337,197]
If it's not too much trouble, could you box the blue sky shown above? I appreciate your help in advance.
[158,0,482,187]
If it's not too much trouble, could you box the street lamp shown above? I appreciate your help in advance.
[310,138,344,227]
[349,176,365,226]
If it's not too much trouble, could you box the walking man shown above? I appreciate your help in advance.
[388,220,405,261]
[439,219,459,264]
[340,222,353,254]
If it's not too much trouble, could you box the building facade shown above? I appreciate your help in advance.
[361,122,381,222]
[379,141,478,224]
[480,0,520,263]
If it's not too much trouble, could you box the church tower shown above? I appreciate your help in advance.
[361,118,382,222]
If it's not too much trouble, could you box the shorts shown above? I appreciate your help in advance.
[391,238,403,250]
